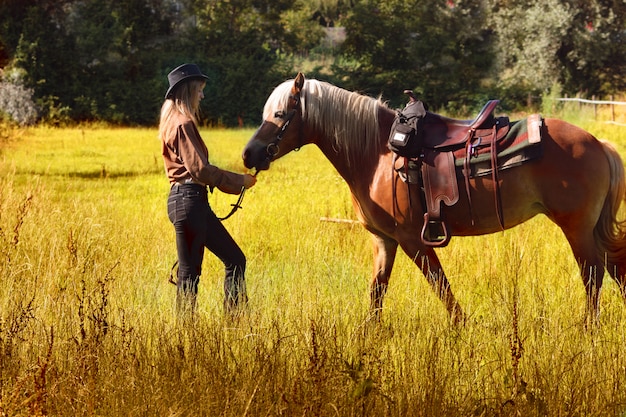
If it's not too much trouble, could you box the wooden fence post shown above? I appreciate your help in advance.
[592,95,597,120]
[610,95,615,122]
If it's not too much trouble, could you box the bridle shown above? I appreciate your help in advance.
[228,92,302,224]
[217,93,303,222]
[264,92,303,160]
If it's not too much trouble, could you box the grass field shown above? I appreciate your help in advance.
[1,102,626,416]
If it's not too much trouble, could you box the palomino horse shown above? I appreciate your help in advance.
[242,73,626,323]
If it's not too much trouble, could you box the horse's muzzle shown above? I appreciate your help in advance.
[242,141,271,171]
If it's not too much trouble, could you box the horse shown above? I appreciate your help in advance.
[242,72,626,324]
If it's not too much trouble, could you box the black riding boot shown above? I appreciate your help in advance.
[224,264,248,315]
[176,275,199,319]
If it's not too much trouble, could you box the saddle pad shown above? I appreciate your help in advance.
[454,114,543,177]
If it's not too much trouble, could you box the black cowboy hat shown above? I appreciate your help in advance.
[165,63,210,99]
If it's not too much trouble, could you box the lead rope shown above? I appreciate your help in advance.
[169,169,258,285]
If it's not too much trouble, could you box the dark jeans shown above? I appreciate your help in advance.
[167,183,247,314]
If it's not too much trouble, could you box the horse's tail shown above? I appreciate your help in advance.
[594,140,626,278]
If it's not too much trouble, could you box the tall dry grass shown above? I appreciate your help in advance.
[0,114,626,416]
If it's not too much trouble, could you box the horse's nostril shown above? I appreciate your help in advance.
[242,147,255,169]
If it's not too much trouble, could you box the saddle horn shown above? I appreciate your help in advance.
[404,90,418,103]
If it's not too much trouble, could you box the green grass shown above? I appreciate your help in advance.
[1,116,626,416]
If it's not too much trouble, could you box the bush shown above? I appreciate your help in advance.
[0,69,38,125]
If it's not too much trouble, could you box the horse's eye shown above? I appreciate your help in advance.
[274,110,285,119]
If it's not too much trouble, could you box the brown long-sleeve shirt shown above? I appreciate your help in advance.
[161,112,245,194]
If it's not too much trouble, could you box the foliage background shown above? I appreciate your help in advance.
[0,0,625,126]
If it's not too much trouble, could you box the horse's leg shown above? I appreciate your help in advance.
[562,229,606,324]
[597,244,626,304]
[592,140,626,307]
[400,241,465,324]
[608,264,626,302]
[577,254,604,326]
[369,233,398,321]
[615,273,626,305]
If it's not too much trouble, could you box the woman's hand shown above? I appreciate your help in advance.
[243,174,257,189]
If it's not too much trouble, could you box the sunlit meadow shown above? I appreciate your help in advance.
[1,100,626,416]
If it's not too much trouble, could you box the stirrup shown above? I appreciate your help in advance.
[421,213,451,247]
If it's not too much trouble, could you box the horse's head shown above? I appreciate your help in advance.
[243,73,306,171]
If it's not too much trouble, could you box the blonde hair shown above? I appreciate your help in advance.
[159,79,205,141]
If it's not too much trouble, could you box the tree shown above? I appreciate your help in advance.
[181,0,296,126]
[64,0,174,123]
[0,0,624,125]
[405,0,495,110]
[557,0,626,94]
[10,0,79,122]
[335,0,494,111]
[488,0,626,99]
[333,0,420,105]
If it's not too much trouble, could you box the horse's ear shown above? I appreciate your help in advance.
[294,72,305,94]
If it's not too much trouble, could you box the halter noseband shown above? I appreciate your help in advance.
[266,93,302,159]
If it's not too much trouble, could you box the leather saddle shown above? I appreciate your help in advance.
[420,99,502,149]
[394,94,517,247]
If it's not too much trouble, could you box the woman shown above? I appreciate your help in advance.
[159,63,257,317]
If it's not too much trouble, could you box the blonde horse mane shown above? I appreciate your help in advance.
[263,78,385,167]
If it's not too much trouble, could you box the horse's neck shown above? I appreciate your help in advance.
[314,139,360,187]
[312,106,394,192]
